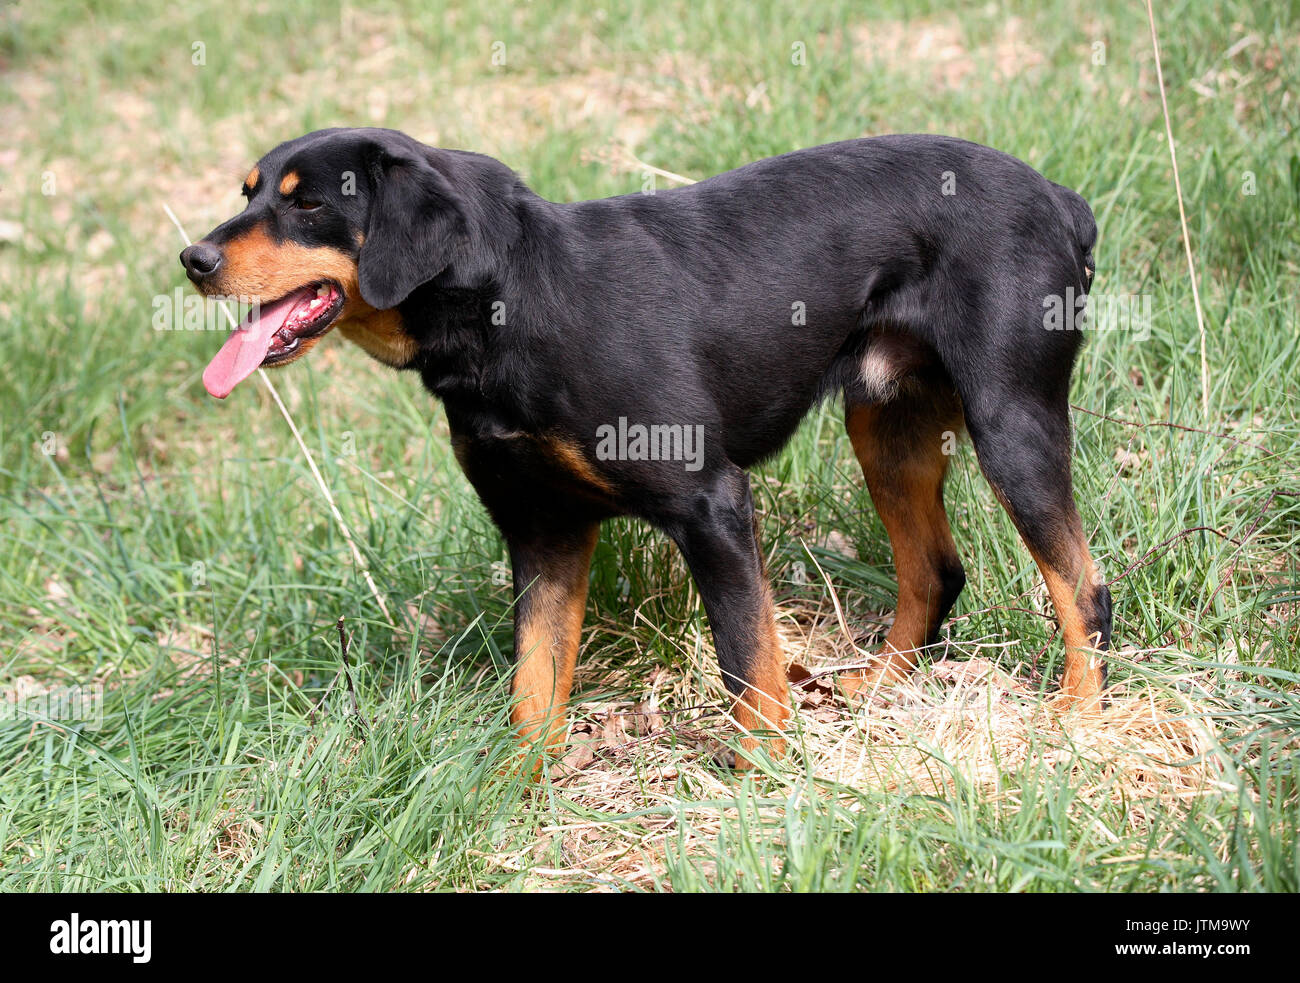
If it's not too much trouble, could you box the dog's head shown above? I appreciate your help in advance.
[182,127,467,397]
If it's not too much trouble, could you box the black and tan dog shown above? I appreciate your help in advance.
[183,127,1111,768]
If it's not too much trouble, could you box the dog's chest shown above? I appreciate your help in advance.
[449,422,617,514]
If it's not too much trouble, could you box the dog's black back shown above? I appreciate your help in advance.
[396,136,1090,473]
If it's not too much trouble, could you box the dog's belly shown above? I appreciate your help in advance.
[702,312,864,466]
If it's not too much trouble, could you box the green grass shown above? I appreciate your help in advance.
[1,0,1297,891]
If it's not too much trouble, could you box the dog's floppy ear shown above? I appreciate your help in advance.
[357,147,465,309]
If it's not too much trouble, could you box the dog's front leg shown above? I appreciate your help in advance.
[664,468,789,767]
[505,521,600,770]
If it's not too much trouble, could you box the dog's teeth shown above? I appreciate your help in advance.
[316,285,329,298]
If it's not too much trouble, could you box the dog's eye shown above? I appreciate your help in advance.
[293,197,323,212]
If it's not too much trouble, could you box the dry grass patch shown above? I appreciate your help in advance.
[475,600,1228,888]
[853,16,1045,89]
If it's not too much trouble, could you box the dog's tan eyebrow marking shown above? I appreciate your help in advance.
[243,166,260,193]
[279,171,301,196]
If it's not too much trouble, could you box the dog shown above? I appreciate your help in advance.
[182,127,1112,769]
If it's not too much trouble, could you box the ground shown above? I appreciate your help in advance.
[0,0,1297,891]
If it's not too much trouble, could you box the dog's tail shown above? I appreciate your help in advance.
[1051,182,1097,286]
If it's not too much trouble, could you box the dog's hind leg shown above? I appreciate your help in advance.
[958,376,1111,706]
[841,384,967,696]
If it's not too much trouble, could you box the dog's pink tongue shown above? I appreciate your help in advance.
[202,291,305,398]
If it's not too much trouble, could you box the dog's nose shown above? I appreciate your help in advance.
[180,242,223,282]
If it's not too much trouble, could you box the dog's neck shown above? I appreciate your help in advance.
[394,164,572,431]
[404,283,497,399]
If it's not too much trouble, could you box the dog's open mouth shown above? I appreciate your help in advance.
[202,281,345,398]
